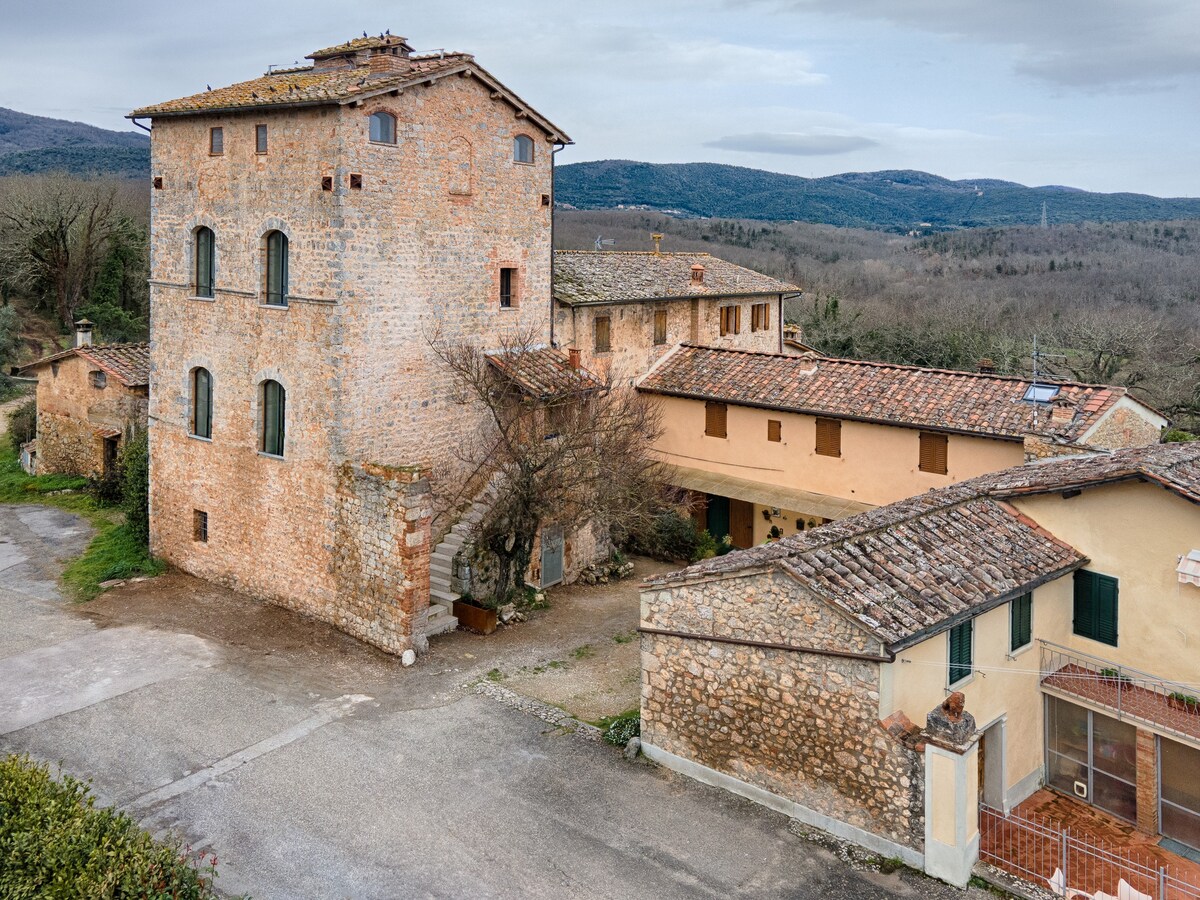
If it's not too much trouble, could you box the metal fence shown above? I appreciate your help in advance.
[980,805,1200,899]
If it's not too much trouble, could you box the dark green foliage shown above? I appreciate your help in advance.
[599,710,641,747]
[0,753,220,898]
[0,146,149,179]
[6,398,35,453]
[558,160,1200,229]
[1163,429,1198,443]
[119,431,149,545]
[626,510,704,562]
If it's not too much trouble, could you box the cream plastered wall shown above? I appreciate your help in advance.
[650,395,1025,508]
[752,504,828,544]
[882,577,1074,806]
[1013,482,1200,684]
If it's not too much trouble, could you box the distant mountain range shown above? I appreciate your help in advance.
[556,160,1200,230]
[0,108,148,177]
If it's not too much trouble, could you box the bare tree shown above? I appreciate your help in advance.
[430,330,665,604]
[0,175,143,326]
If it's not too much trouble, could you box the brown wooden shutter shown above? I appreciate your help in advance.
[763,302,770,329]
[705,401,727,438]
[815,417,841,457]
[767,419,781,442]
[594,316,610,352]
[734,305,741,334]
[919,432,948,474]
[719,307,729,337]
[654,310,667,345]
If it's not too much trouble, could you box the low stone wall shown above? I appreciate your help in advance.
[332,462,433,655]
[36,413,104,476]
[640,569,925,851]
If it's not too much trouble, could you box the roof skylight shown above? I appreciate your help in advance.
[1023,384,1060,403]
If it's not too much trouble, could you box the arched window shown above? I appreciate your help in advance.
[513,134,534,164]
[195,227,215,298]
[264,231,288,307]
[261,380,286,457]
[369,111,396,144]
[191,367,212,439]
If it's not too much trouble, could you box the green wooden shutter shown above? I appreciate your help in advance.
[1095,574,1119,647]
[1073,570,1095,639]
[949,619,973,685]
[1010,593,1032,651]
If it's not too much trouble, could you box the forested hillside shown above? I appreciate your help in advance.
[557,209,1200,430]
[557,161,1200,230]
[0,108,148,179]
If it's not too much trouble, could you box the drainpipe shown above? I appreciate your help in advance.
[130,117,151,133]
[550,141,566,348]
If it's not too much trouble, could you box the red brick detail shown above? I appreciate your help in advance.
[1136,728,1158,836]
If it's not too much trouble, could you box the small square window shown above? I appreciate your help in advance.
[541,193,551,207]
[152,176,164,190]
[193,510,208,543]
[321,176,333,191]
[815,418,841,457]
[500,268,516,309]
[350,173,363,190]
[209,127,223,155]
[705,401,727,438]
[919,431,948,474]
[255,124,268,154]
[89,371,107,389]
[767,419,781,442]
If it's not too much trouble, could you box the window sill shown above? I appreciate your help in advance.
[513,160,535,167]
[258,451,285,461]
[369,140,398,147]
[499,305,519,312]
[1007,642,1033,661]
[948,675,975,690]
[188,434,213,443]
[258,302,289,310]
[187,295,216,303]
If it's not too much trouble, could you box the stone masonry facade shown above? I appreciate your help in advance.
[641,569,925,850]
[145,40,563,654]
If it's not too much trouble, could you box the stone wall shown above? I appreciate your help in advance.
[1083,401,1163,450]
[641,569,925,850]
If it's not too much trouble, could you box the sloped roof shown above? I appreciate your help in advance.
[128,39,569,141]
[18,343,150,387]
[553,251,799,305]
[486,347,603,400]
[648,441,1200,649]
[637,344,1142,442]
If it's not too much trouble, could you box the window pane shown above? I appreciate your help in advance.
[1091,711,1137,782]
[262,381,285,456]
[1092,770,1137,821]
[266,232,288,305]
[1047,749,1088,796]
[256,124,268,153]
[210,127,223,154]
[1163,739,1200,812]
[370,112,395,144]
[193,369,211,438]
[195,229,213,298]
[1048,696,1089,763]
[514,135,533,163]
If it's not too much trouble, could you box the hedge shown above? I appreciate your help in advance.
[0,754,222,899]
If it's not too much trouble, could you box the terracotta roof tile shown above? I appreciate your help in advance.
[18,343,149,387]
[553,251,798,305]
[638,344,1133,441]
[486,347,603,399]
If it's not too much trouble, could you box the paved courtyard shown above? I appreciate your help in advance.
[0,504,995,899]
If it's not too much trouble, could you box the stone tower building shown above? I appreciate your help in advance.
[129,34,569,654]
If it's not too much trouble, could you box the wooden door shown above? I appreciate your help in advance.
[729,499,755,549]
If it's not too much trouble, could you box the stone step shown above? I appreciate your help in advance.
[431,587,459,605]
[428,601,449,620]
[430,560,453,579]
[440,533,465,550]
[425,612,458,637]
[431,550,455,567]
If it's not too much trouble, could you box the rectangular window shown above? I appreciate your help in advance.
[594,316,611,352]
[500,268,516,309]
[751,302,770,332]
[209,127,223,155]
[1010,592,1033,652]
[919,431,948,474]
[255,124,268,154]
[262,381,286,457]
[949,619,973,686]
[193,510,208,543]
[653,309,667,345]
[705,401,727,438]
[349,173,363,190]
[265,231,288,307]
[815,417,841,457]
[1073,569,1118,646]
[767,419,781,442]
[719,305,741,336]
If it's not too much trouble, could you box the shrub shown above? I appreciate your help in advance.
[0,754,221,898]
[88,469,124,507]
[7,398,35,454]
[692,528,718,561]
[600,710,641,747]
[1164,428,1198,443]
[626,509,704,562]
[120,431,149,545]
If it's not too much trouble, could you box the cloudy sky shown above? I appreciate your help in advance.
[4,0,1199,195]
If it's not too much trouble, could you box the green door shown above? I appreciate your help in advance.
[706,494,730,540]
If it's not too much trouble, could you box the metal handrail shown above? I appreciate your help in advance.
[1039,640,1198,697]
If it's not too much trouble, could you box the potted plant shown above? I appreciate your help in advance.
[452,594,498,635]
[1168,692,1200,713]
[1099,668,1132,689]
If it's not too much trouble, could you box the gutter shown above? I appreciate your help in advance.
[638,626,894,663]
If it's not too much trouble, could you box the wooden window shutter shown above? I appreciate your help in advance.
[919,432,948,474]
[767,419,781,442]
[763,302,770,330]
[1096,574,1119,646]
[705,401,727,438]
[719,306,730,337]
[654,310,667,345]
[949,619,973,685]
[1073,570,1095,640]
[1010,593,1032,651]
[594,316,610,352]
[734,305,741,334]
[815,417,841,457]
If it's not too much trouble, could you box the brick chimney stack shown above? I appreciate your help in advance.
[977,358,996,374]
[568,348,581,370]
[690,264,705,285]
[651,233,663,256]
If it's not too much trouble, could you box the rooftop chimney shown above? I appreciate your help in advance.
[977,358,996,374]
[690,263,705,284]
[651,233,664,256]
[74,318,94,348]
[568,348,581,370]
[1050,397,1075,424]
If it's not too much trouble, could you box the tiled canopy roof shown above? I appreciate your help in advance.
[18,343,150,387]
[553,251,799,305]
[486,347,603,400]
[648,442,1200,649]
[638,344,1136,441]
[128,36,569,141]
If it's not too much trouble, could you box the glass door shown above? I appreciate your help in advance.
[1161,739,1200,850]
[1045,696,1138,822]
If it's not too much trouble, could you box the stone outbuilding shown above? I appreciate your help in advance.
[17,321,149,477]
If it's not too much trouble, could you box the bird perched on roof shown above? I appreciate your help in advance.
[362,30,368,38]
[206,84,211,91]
[251,92,258,99]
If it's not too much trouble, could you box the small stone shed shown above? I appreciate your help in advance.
[17,324,149,477]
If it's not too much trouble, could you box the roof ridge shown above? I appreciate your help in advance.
[554,250,713,257]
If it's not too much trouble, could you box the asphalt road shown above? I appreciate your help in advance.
[0,504,995,899]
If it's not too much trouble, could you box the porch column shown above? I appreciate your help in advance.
[1135,727,1158,836]
[922,692,981,888]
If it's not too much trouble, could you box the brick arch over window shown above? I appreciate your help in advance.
[447,135,473,196]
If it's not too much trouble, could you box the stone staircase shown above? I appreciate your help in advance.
[426,498,489,637]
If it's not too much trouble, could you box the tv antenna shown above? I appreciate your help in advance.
[594,235,615,251]
[1029,335,1067,430]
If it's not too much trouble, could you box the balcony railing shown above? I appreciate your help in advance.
[1039,640,1200,746]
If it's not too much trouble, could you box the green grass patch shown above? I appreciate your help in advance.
[0,447,163,600]
[0,753,225,898]
[570,643,595,660]
[595,707,641,746]
[612,630,637,644]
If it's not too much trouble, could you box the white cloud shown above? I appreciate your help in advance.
[705,131,877,155]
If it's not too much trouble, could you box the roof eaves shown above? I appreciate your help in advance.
[554,289,800,306]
